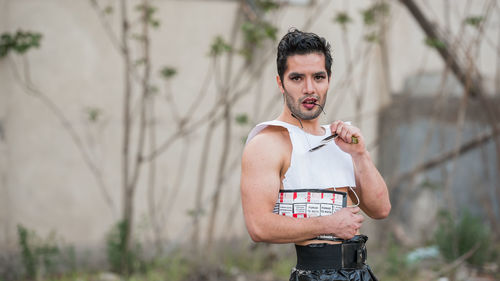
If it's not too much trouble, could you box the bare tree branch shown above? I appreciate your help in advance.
[146,92,161,254]
[390,125,499,188]
[8,57,117,216]
[119,0,134,272]
[205,1,243,251]
[399,0,485,98]
[431,242,481,279]
[191,120,216,250]
[89,0,124,54]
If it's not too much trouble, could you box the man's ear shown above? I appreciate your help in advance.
[276,75,285,94]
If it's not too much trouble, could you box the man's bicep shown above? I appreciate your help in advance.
[240,137,283,213]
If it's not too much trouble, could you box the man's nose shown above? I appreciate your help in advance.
[303,77,315,94]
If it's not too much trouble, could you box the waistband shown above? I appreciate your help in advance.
[295,235,368,271]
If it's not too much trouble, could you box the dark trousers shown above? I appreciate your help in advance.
[289,265,378,281]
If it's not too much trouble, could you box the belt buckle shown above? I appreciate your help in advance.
[341,242,366,269]
[356,243,366,267]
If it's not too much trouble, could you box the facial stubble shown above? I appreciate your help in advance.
[283,88,327,121]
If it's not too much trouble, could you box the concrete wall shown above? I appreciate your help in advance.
[379,73,500,244]
[0,0,498,256]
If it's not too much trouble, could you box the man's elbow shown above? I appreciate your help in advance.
[247,224,270,243]
[248,231,264,243]
[371,203,391,219]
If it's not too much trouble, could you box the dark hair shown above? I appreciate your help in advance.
[276,28,332,84]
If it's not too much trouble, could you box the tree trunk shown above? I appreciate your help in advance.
[120,0,132,273]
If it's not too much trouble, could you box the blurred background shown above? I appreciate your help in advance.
[1,0,499,280]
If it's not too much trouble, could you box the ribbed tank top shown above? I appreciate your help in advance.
[246,120,356,190]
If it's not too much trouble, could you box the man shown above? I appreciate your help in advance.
[240,28,391,281]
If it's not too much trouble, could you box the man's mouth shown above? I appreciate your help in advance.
[302,97,318,109]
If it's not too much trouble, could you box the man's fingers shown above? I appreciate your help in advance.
[340,129,349,143]
[336,123,343,135]
[346,132,353,143]
[332,121,359,144]
[331,121,363,145]
[330,120,341,133]
[356,214,364,223]
[349,206,360,213]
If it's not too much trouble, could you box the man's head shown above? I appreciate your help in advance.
[276,29,332,121]
[277,28,332,85]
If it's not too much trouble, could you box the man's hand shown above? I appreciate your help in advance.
[330,120,366,156]
[331,120,392,220]
[326,207,364,240]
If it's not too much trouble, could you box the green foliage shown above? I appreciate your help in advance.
[136,3,160,28]
[134,57,147,66]
[464,16,484,28]
[160,66,177,80]
[361,3,389,26]
[18,225,36,278]
[241,20,277,45]
[209,36,232,57]
[434,209,494,266]
[359,3,389,45]
[62,246,77,272]
[270,255,295,279]
[255,0,280,12]
[0,30,42,58]
[240,20,277,60]
[104,5,113,14]
[235,113,248,125]
[17,225,61,279]
[150,20,160,29]
[148,85,159,95]
[222,246,266,273]
[334,12,352,28]
[425,37,446,49]
[364,32,379,43]
[106,220,143,274]
[86,107,101,122]
[186,207,204,218]
[155,254,192,281]
[131,33,146,42]
[373,236,419,281]
[106,220,127,273]
[218,243,294,280]
[420,179,441,191]
[385,241,411,277]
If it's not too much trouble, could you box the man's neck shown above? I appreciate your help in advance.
[277,110,324,136]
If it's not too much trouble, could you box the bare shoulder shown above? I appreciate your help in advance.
[241,125,290,196]
[242,125,290,166]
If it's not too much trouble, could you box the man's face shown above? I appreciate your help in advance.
[278,53,330,120]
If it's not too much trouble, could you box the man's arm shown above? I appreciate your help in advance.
[331,121,391,219]
[241,128,363,243]
[351,151,391,219]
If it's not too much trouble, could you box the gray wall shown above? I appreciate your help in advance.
[379,73,500,244]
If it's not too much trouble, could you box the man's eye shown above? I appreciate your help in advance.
[291,76,301,81]
[315,75,326,80]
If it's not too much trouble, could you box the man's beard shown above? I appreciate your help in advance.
[284,89,326,121]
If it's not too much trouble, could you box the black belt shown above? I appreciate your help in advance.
[295,235,368,270]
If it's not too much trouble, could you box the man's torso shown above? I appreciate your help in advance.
[256,124,359,246]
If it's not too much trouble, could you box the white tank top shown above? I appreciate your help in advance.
[246,120,356,190]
